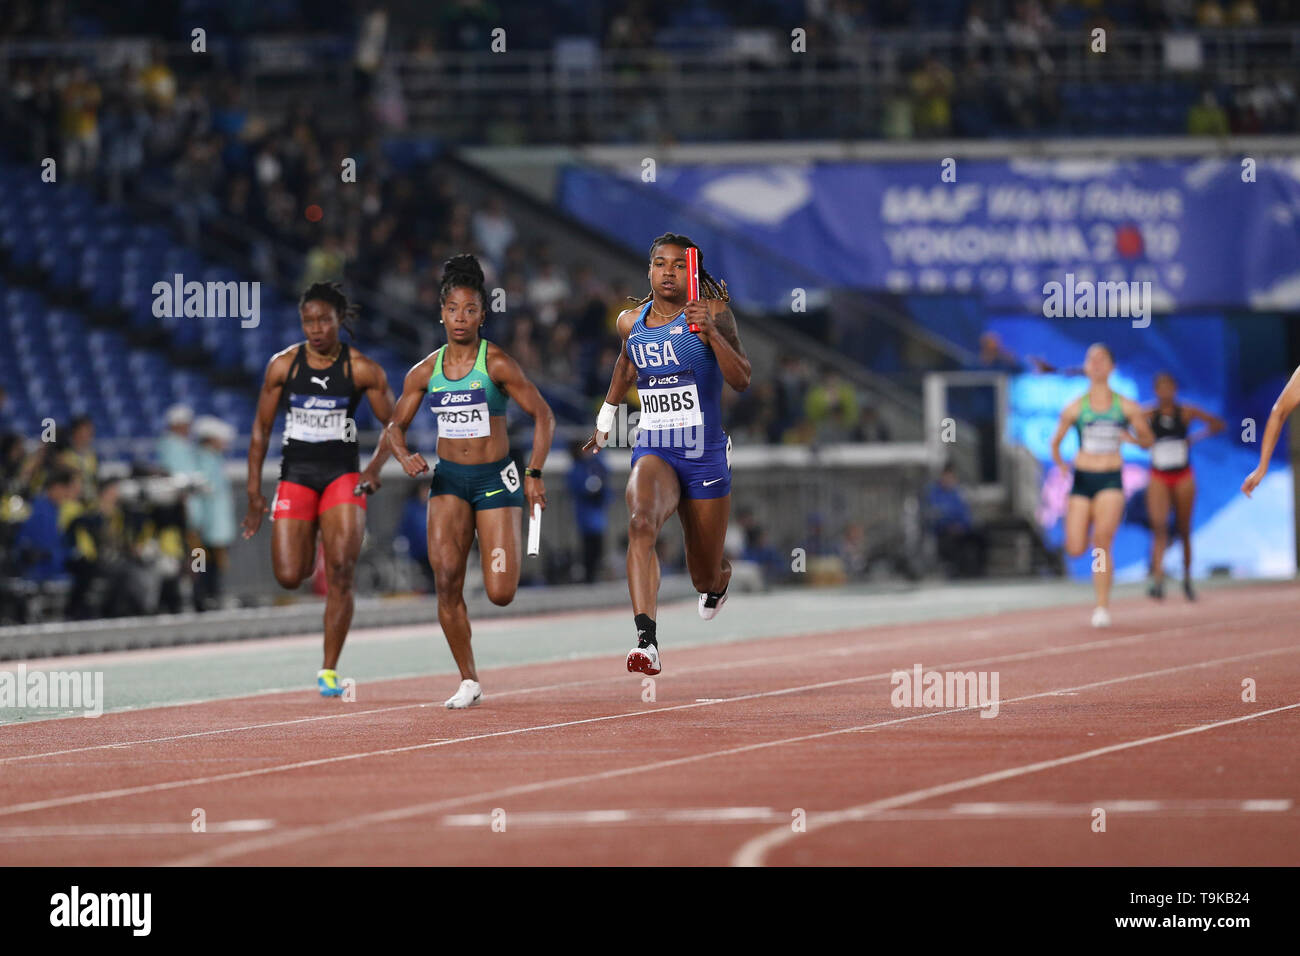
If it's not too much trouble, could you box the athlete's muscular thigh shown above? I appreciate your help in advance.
[272,518,317,587]
[626,454,680,534]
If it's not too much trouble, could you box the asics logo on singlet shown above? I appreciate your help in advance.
[441,393,473,404]
[310,376,330,389]
[301,396,339,409]
[647,375,679,386]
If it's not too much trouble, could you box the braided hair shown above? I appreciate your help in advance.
[299,281,359,337]
[439,253,487,309]
[630,233,729,305]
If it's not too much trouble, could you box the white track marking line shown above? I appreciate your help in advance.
[164,643,1300,866]
[0,606,1276,765]
[3,631,1291,823]
[442,807,784,827]
[437,799,1294,829]
[730,702,1300,867]
[6,583,1287,726]
[0,820,274,840]
[1,601,1091,729]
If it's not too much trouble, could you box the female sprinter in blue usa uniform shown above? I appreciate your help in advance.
[583,234,751,676]
[379,255,555,709]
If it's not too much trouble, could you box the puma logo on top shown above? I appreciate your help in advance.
[310,376,330,389]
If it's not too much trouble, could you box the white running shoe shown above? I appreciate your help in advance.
[1090,606,1111,628]
[698,589,728,621]
[627,642,661,676]
[444,679,482,709]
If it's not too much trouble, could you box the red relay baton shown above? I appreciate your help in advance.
[686,246,701,332]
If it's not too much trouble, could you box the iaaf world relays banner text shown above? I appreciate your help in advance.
[559,158,1300,312]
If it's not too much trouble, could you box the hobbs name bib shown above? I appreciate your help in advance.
[431,387,491,439]
[638,370,702,431]
[285,394,348,443]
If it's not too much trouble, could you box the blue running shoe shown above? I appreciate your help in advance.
[317,669,344,697]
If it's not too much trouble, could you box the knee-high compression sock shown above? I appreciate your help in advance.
[634,612,656,648]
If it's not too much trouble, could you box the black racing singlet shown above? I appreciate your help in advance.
[1149,404,1190,473]
[279,343,362,471]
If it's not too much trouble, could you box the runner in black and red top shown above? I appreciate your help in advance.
[242,283,395,695]
[1144,371,1224,601]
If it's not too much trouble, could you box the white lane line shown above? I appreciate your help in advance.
[442,807,783,827]
[438,799,1294,829]
[0,819,274,840]
[949,799,1294,815]
[166,643,1300,866]
[730,702,1300,866]
[3,619,1278,819]
[0,607,1275,766]
[6,583,1287,728]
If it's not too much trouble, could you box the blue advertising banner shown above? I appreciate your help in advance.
[559,158,1300,313]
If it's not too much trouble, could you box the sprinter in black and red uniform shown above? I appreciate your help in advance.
[1144,371,1224,601]
[242,283,395,695]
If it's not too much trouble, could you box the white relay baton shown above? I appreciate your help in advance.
[527,502,542,556]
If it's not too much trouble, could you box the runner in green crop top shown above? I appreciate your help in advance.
[1049,342,1155,629]
[374,254,556,710]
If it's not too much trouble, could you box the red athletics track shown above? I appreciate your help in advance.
[0,582,1297,866]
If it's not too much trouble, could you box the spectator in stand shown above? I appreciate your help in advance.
[1,433,26,495]
[727,380,781,444]
[379,248,420,305]
[527,258,573,328]
[58,416,98,504]
[14,466,81,585]
[859,404,891,442]
[911,53,955,138]
[60,65,102,177]
[544,322,579,382]
[964,2,992,38]
[507,314,542,374]
[302,231,348,287]
[1188,89,1231,135]
[775,355,811,440]
[67,476,140,618]
[471,195,518,270]
[567,438,611,583]
[158,403,203,537]
[172,134,222,245]
[924,461,988,578]
[973,330,1026,373]
[191,416,237,611]
[803,371,861,444]
[1227,0,1259,25]
[742,525,786,585]
[839,521,869,578]
[1197,0,1226,26]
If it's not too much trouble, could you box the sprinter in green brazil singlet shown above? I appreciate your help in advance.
[378,254,555,710]
[1050,343,1155,629]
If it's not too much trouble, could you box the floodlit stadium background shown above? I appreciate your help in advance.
[2,0,1299,635]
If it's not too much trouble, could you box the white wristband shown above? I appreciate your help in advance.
[596,402,618,434]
